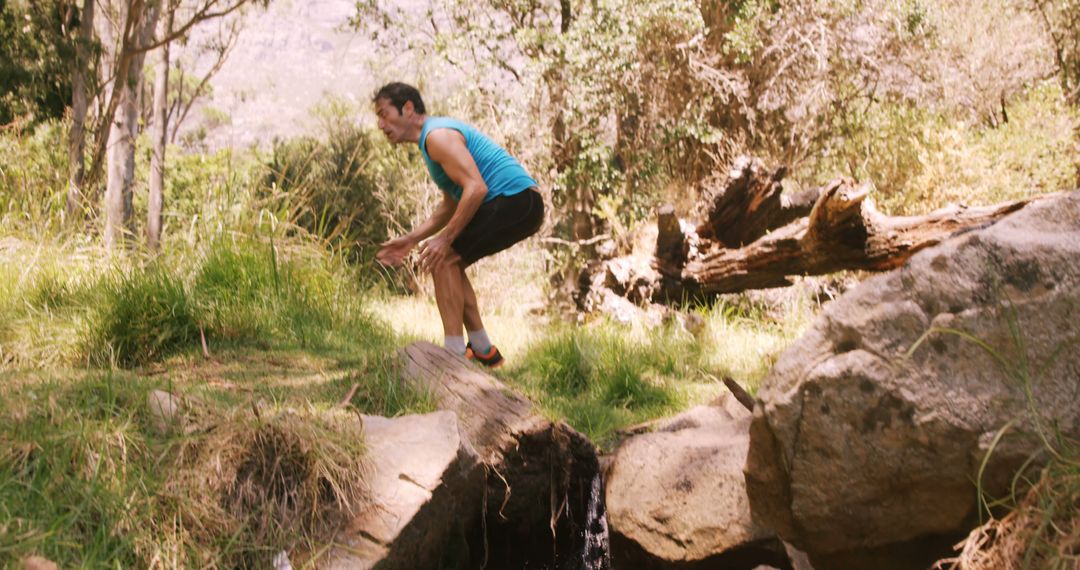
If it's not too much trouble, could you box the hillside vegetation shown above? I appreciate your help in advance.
[2,0,1078,565]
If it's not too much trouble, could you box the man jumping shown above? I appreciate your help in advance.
[373,82,544,367]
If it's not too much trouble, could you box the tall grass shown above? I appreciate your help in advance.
[0,119,69,236]
[0,234,400,371]
[0,235,434,566]
[0,371,378,568]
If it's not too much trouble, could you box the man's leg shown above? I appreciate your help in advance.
[460,266,500,364]
[431,255,466,354]
[461,267,484,332]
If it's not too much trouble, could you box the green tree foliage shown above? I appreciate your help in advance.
[0,0,76,126]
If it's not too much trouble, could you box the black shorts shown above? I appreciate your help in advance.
[452,188,544,266]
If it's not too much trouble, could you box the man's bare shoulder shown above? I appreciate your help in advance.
[425,127,468,158]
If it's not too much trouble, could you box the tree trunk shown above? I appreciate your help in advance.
[147,7,173,251]
[663,179,1040,297]
[696,156,819,248]
[66,0,95,225]
[103,0,162,251]
[399,342,611,570]
[581,159,1050,312]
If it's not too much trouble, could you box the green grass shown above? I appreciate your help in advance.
[88,264,201,367]
[0,369,386,568]
[0,234,442,567]
[504,323,691,448]
[497,288,818,449]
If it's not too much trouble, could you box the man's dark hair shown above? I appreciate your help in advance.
[373,82,426,115]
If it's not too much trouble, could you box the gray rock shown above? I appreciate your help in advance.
[146,389,183,435]
[607,393,788,568]
[21,556,58,570]
[745,191,1080,568]
[323,411,482,570]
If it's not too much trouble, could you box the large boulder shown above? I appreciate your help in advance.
[323,411,483,569]
[745,191,1080,568]
[606,393,790,569]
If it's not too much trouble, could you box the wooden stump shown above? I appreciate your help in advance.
[696,156,819,248]
[400,342,611,570]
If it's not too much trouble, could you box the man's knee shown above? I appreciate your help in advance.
[430,251,462,275]
[430,256,463,282]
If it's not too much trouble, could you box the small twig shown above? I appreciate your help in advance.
[722,376,756,411]
[490,463,512,520]
[199,325,210,358]
[549,463,568,540]
[336,383,360,409]
[540,233,611,248]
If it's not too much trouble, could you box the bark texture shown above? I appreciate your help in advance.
[65,0,95,223]
[102,0,162,250]
[695,156,818,248]
[583,156,1048,310]
[667,178,1034,297]
[148,7,173,250]
[400,342,611,570]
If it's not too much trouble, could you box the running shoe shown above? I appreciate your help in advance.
[465,342,505,368]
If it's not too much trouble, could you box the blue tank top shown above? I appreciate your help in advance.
[418,117,537,203]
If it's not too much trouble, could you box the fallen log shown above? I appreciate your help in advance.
[668,179,1039,296]
[399,342,610,570]
[580,155,1046,315]
[696,156,820,248]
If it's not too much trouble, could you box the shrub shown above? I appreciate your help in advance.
[0,119,69,235]
[86,265,200,368]
[798,81,1080,215]
[261,101,425,269]
[508,323,691,447]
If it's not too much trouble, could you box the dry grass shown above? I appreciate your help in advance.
[936,460,1080,570]
[0,361,380,568]
[155,404,370,567]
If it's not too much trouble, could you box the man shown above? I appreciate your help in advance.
[373,82,544,367]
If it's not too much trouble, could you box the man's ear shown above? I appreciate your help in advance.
[402,100,415,116]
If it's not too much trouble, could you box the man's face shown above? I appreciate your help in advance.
[375,98,409,144]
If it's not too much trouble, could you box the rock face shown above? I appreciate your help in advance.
[745,191,1080,568]
[606,394,789,569]
[323,411,482,570]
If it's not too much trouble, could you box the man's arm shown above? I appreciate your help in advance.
[407,193,457,242]
[417,128,487,270]
[375,193,455,267]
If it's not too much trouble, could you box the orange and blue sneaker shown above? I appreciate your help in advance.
[465,342,505,368]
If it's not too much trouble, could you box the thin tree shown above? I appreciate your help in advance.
[98,0,162,249]
[65,0,95,225]
[147,1,176,250]
[90,0,262,250]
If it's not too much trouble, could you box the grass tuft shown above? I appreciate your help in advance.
[85,265,200,368]
[505,323,697,448]
[0,371,374,568]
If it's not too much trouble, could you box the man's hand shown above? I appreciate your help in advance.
[376,235,416,267]
[417,234,455,273]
